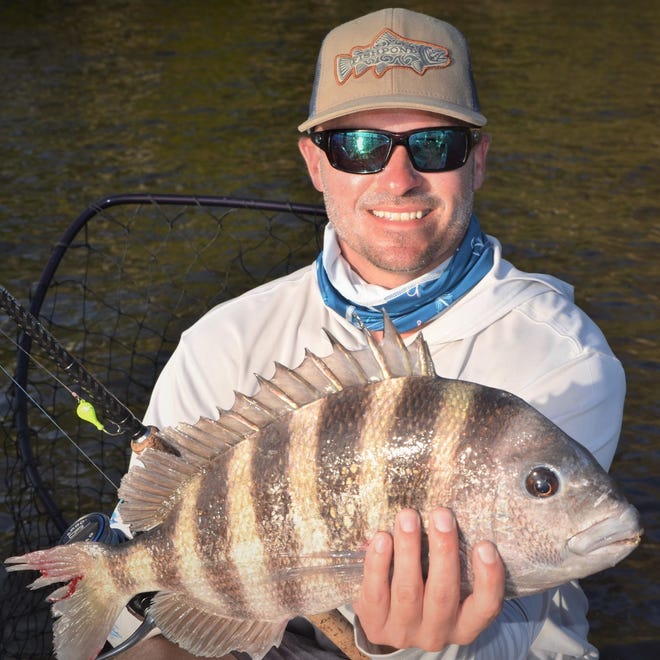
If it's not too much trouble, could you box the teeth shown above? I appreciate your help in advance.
[372,210,425,221]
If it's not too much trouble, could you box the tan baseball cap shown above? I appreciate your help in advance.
[298,8,486,132]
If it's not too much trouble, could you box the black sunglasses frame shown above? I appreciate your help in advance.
[309,126,482,175]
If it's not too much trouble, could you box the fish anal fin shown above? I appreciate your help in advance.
[151,591,287,659]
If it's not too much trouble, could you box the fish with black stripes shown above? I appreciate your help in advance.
[5,315,642,659]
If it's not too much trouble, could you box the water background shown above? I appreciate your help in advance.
[1,0,658,655]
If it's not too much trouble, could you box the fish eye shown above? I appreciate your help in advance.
[525,467,560,498]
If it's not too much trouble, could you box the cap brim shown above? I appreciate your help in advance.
[298,96,487,132]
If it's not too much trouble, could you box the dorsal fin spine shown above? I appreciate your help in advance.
[361,327,391,378]
[414,336,435,376]
[323,330,369,381]
[273,362,323,398]
[255,374,299,410]
[232,391,278,419]
[217,411,261,434]
[303,349,344,391]
[209,418,251,441]
[382,312,413,375]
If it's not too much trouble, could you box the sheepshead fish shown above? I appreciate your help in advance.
[5,316,642,659]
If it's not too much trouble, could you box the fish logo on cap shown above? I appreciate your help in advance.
[335,28,451,84]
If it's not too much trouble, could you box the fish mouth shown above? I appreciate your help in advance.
[567,505,643,556]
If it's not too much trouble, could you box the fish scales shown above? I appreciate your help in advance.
[382,378,441,511]
[424,383,526,589]
[180,471,236,610]
[251,419,312,615]
[315,386,373,544]
[246,388,374,617]
[4,314,642,659]
[227,438,280,619]
[286,401,342,611]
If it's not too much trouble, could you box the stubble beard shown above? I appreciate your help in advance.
[323,190,475,277]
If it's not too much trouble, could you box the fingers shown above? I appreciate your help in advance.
[356,509,436,648]
[388,509,425,630]
[453,541,505,644]
[354,507,506,653]
[418,508,462,645]
[357,530,393,628]
[353,509,424,647]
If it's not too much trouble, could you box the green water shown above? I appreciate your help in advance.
[1,0,658,655]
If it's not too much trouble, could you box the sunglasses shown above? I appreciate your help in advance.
[309,126,481,175]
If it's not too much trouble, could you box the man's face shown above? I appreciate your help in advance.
[299,109,490,288]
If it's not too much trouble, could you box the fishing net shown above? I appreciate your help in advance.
[0,194,326,659]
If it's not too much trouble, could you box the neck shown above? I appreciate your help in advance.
[317,215,494,333]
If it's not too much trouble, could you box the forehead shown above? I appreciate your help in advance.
[319,108,471,131]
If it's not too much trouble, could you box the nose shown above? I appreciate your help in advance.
[376,145,423,194]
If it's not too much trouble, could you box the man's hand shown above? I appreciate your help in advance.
[352,507,505,652]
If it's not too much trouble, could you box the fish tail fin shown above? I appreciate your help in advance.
[335,56,355,82]
[6,543,130,660]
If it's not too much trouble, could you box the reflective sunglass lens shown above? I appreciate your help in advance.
[330,131,390,174]
[408,132,451,171]
[408,130,468,171]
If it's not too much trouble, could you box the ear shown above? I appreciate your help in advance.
[472,132,490,191]
[298,136,324,192]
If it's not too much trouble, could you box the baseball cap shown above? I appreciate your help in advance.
[298,8,486,132]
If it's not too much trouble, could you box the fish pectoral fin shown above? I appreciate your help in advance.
[150,591,287,659]
[273,550,366,584]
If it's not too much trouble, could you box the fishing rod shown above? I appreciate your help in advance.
[1,285,146,439]
[1,284,179,456]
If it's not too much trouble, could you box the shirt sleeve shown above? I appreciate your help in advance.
[346,582,597,659]
[518,348,625,471]
[342,594,544,659]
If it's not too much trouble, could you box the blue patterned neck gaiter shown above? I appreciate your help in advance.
[316,214,494,332]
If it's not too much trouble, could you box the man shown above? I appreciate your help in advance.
[113,8,625,659]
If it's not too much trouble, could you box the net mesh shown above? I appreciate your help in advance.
[0,195,327,659]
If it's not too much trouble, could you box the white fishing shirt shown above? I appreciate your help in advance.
[122,236,625,659]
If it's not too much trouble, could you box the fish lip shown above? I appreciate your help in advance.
[567,505,643,556]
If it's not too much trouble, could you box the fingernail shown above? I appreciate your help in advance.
[432,508,455,533]
[399,510,420,533]
[374,534,388,554]
[476,542,498,564]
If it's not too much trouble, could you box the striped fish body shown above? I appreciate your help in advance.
[113,376,457,622]
[5,317,642,659]
[160,376,460,621]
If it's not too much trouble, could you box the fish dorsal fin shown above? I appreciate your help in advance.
[166,313,435,462]
[319,312,436,383]
[175,312,435,453]
[118,312,435,532]
[118,448,198,531]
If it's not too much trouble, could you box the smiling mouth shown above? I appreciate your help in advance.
[371,209,428,221]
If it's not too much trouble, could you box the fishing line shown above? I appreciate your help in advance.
[0,283,149,493]
[0,285,146,438]
[0,326,74,395]
[0,360,118,490]
[0,325,116,434]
